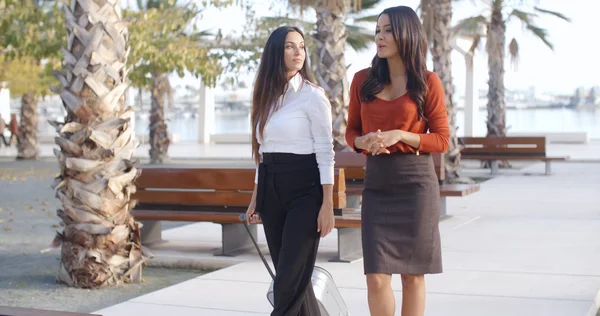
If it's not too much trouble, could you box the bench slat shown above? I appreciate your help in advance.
[134,204,247,213]
[132,210,245,223]
[133,190,347,210]
[461,154,566,160]
[136,168,256,191]
[133,190,252,207]
[440,184,481,197]
[343,168,365,181]
[0,306,101,316]
[461,148,546,155]
[459,136,546,146]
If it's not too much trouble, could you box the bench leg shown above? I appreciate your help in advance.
[439,197,449,220]
[545,161,551,175]
[139,220,163,245]
[346,195,362,209]
[329,228,363,263]
[217,223,257,256]
[490,160,499,175]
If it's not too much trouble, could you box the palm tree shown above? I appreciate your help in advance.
[126,0,219,164]
[50,0,149,288]
[311,0,351,151]
[135,0,175,164]
[0,0,64,160]
[420,0,472,184]
[454,0,570,138]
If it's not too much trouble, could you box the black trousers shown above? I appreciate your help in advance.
[257,153,322,316]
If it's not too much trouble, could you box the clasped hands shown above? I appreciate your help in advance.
[355,129,402,155]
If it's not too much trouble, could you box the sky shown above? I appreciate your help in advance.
[154,0,598,101]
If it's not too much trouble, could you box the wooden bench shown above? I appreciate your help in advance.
[131,166,361,262]
[334,151,480,218]
[458,136,569,175]
[0,306,101,316]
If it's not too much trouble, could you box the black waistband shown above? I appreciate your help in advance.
[260,153,318,173]
[261,152,316,164]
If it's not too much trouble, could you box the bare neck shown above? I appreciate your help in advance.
[387,55,406,82]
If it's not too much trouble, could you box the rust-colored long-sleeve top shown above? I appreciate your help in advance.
[345,68,450,154]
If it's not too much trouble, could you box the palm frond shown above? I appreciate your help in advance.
[534,7,571,22]
[508,37,519,70]
[348,0,381,13]
[353,14,378,23]
[345,24,374,51]
[525,23,553,50]
[286,0,317,9]
[451,15,487,37]
[287,0,362,11]
[506,9,532,25]
[260,16,315,31]
[506,8,554,50]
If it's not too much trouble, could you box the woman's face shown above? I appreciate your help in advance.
[283,31,305,76]
[375,13,399,59]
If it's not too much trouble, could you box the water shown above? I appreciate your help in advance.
[454,108,600,137]
[133,112,252,141]
[38,108,600,141]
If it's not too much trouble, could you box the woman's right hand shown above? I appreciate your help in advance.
[355,132,379,150]
[355,132,389,155]
[245,201,260,224]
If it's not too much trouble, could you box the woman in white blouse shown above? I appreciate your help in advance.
[245,26,335,316]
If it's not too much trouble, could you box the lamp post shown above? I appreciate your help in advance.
[450,24,485,137]
[451,36,476,137]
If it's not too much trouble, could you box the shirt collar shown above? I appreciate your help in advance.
[288,72,303,92]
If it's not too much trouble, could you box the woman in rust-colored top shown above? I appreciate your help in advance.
[345,6,449,316]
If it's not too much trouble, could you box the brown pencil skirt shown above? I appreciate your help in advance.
[361,151,443,275]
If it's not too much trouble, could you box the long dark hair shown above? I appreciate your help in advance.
[360,6,429,121]
[251,26,315,164]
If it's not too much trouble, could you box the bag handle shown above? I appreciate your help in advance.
[239,214,275,280]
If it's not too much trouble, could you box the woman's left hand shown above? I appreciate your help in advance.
[376,129,403,147]
[317,203,335,238]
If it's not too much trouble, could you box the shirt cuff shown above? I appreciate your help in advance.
[254,165,259,184]
[319,165,335,185]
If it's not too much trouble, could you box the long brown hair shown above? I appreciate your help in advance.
[251,26,315,164]
[360,6,429,121]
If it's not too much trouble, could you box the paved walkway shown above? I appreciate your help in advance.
[93,161,600,316]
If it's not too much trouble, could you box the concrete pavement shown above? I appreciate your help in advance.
[93,161,600,316]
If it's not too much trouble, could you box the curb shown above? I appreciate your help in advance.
[144,254,253,271]
[586,288,600,316]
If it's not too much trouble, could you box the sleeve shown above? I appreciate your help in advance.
[417,72,450,153]
[345,72,365,153]
[307,88,335,185]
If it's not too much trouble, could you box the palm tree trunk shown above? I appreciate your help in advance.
[149,73,170,164]
[51,0,149,289]
[485,4,509,169]
[313,0,350,151]
[486,6,507,138]
[17,90,39,160]
[430,0,469,184]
